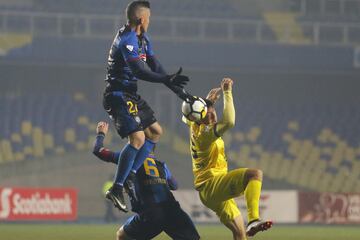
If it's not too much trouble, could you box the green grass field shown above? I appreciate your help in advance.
[0,224,359,240]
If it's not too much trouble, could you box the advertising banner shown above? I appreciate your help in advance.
[0,187,77,221]
[173,190,298,223]
[299,192,360,224]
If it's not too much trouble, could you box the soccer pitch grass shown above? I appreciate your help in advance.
[1,224,360,240]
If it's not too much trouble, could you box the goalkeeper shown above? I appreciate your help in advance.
[183,78,272,239]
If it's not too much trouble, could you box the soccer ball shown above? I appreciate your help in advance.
[182,97,207,121]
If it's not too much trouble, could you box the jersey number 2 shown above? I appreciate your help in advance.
[127,101,138,115]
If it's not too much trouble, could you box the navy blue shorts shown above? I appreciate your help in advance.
[123,202,200,240]
[103,91,157,138]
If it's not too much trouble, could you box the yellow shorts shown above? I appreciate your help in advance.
[198,168,248,224]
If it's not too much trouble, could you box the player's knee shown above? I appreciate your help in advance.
[245,169,263,182]
[151,124,163,142]
[254,169,263,180]
[129,131,145,149]
[116,227,128,240]
[154,124,163,137]
[149,123,163,142]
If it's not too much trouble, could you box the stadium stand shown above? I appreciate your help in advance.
[1,0,360,46]
[1,91,359,193]
[1,0,244,19]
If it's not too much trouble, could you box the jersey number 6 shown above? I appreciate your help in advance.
[144,158,160,177]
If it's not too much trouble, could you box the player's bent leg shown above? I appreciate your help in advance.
[122,131,146,201]
[200,168,248,204]
[129,98,161,174]
[107,131,145,212]
[121,214,163,240]
[130,122,161,173]
[200,196,245,240]
[243,168,273,237]
[223,214,247,240]
[163,202,200,240]
[114,131,145,185]
[116,226,133,240]
[243,169,263,223]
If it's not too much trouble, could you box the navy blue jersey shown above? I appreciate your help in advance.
[93,134,178,213]
[106,25,167,93]
[130,154,177,213]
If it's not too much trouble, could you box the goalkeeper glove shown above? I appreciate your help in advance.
[166,67,189,88]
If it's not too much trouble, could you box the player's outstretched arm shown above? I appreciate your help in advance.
[92,122,119,164]
[120,34,189,87]
[146,55,167,75]
[165,81,195,102]
[162,162,178,190]
[215,78,235,136]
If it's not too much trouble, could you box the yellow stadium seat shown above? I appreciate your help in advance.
[282,132,293,143]
[14,152,25,161]
[78,116,89,125]
[55,146,65,154]
[32,127,44,157]
[246,127,261,142]
[263,12,311,44]
[21,121,32,136]
[43,134,54,149]
[11,133,22,143]
[288,121,299,131]
[23,146,33,156]
[234,131,245,142]
[1,140,14,161]
[65,128,76,143]
[76,142,86,151]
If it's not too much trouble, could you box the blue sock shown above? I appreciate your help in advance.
[114,143,139,186]
[131,139,156,173]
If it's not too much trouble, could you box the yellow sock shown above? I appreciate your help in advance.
[244,179,262,223]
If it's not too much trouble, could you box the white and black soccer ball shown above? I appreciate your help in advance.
[182,97,207,121]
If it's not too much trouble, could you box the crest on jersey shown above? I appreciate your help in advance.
[134,116,141,123]
[126,45,134,51]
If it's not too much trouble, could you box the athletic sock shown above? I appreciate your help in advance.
[131,139,156,173]
[244,179,262,223]
[114,144,139,185]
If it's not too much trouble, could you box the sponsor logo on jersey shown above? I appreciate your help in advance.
[126,45,134,51]
[135,116,141,123]
[140,53,147,62]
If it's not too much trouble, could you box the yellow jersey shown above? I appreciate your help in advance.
[183,90,235,190]
[186,120,228,189]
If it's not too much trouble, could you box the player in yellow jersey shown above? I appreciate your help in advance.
[183,78,272,239]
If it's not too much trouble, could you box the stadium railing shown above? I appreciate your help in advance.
[0,10,359,46]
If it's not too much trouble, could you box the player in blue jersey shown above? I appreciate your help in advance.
[93,122,200,240]
[103,0,191,212]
